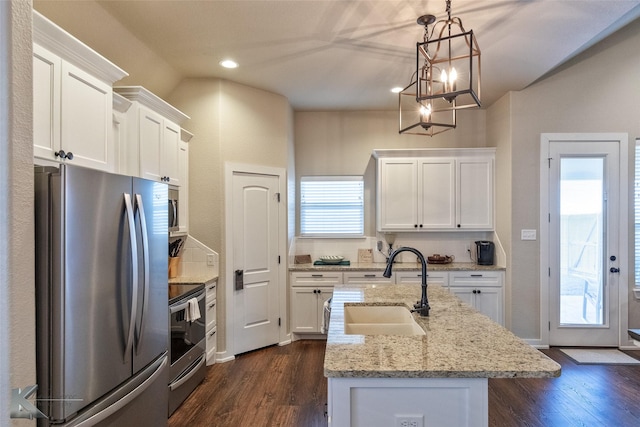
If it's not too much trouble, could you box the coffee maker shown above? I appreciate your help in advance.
[475,241,495,265]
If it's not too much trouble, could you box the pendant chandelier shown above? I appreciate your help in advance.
[399,0,481,136]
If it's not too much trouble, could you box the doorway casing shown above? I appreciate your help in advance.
[539,133,629,348]
[220,162,290,361]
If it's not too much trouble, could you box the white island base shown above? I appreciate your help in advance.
[328,377,487,427]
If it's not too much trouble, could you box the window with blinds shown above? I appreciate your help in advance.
[635,140,640,285]
[300,176,364,237]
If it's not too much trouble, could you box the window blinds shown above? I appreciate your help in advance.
[300,177,364,236]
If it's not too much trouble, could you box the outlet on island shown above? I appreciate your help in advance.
[395,415,424,427]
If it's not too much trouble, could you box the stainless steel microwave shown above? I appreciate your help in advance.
[169,186,179,232]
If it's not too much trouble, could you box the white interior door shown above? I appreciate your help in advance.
[232,172,280,355]
[547,138,622,346]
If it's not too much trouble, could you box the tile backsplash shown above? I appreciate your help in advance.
[289,231,497,264]
[170,235,218,278]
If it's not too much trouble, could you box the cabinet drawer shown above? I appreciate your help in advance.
[206,280,217,300]
[394,271,448,287]
[206,298,217,330]
[449,271,502,287]
[290,272,343,286]
[343,271,393,284]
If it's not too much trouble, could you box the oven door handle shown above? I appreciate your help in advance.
[170,291,205,315]
[169,354,206,391]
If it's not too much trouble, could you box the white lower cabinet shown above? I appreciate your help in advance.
[289,269,504,335]
[449,271,504,325]
[205,279,217,365]
[290,272,341,335]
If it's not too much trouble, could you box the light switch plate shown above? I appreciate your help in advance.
[521,229,537,240]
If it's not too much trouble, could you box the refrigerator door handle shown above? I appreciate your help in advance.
[134,194,150,353]
[124,193,139,362]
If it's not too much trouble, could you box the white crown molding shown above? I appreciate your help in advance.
[113,86,190,124]
[180,128,194,142]
[33,11,128,84]
[112,92,132,113]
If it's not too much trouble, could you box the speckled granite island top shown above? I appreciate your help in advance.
[290,262,504,271]
[324,284,560,379]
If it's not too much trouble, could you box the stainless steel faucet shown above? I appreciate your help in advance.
[382,247,430,316]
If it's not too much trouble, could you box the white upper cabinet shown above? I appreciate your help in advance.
[114,86,189,186]
[375,149,495,231]
[177,129,192,234]
[33,11,128,172]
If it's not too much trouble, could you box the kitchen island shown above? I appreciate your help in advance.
[324,284,560,427]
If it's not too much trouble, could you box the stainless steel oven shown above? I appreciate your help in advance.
[168,284,206,416]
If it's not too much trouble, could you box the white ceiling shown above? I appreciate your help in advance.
[89,1,640,110]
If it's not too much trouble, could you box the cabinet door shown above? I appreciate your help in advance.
[419,158,456,229]
[457,158,493,229]
[33,44,61,161]
[291,287,321,333]
[448,287,476,307]
[138,106,163,182]
[177,140,189,233]
[60,61,113,171]
[162,120,181,186]
[317,288,334,333]
[473,287,503,325]
[377,158,419,230]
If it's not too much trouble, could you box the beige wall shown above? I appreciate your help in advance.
[33,0,181,99]
[167,79,292,353]
[504,18,640,341]
[487,93,513,329]
[294,109,488,236]
[2,1,36,425]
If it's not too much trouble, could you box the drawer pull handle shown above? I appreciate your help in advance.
[471,274,483,277]
[209,331,216,338]
[208,303,216,309]
[311,274,323,278]
[364,274,376,278]
[208,285,216,291]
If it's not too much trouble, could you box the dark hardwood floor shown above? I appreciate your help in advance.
[168,341,640,427]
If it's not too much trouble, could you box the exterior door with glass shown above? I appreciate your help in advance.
[547,138,623,346]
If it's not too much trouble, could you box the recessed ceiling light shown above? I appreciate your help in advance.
[390,87,403,93]
[219,59,238,69]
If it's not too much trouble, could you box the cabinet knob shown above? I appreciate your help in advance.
[55,150,73,160]
[457,224,461,228]
[414,224,418,228]
[419,224,423,228]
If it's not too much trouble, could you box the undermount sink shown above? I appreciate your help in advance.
[343,305,425,336]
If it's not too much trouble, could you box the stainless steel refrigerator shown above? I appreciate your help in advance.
[35,164,169,427]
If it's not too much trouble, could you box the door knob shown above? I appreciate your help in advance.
[610,267,620,273]
[610,255,617,261]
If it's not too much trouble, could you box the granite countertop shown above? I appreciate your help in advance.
[324,284,560,379]
[290,262,505,272]
[168,274,218,285]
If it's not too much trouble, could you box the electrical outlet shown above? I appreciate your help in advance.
[396,415,424,427]
[207,254,215,266]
